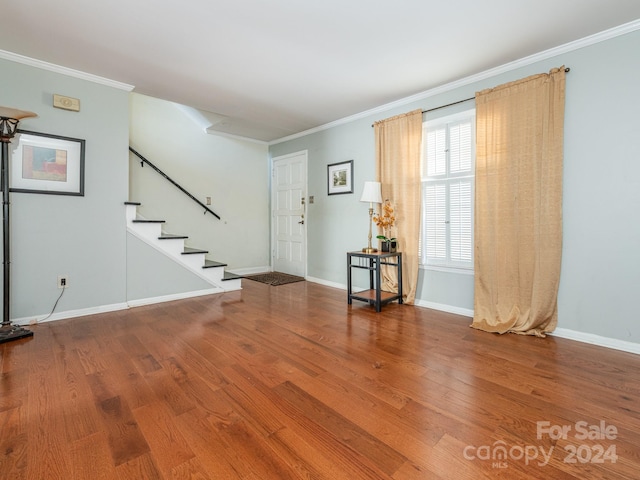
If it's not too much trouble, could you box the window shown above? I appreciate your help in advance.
[421,110,475,270]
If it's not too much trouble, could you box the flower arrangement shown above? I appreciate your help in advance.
[374,199,396,243]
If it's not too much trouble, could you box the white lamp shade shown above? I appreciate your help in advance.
[360,181,382,204]
[0,106,37,120]
[0,106,37,141]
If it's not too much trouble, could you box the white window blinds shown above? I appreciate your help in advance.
[421,112,475,269]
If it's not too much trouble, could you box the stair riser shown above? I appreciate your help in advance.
[130,222,163,239]
[180,253,207,271]
[125,204,138,223]
[200,267,224,282]
[153,239,185,256]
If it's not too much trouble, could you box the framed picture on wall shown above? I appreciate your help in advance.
[327,160,353,195]
[10,130,85,196]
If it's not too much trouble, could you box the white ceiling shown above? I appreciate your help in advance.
[1,1,639,143]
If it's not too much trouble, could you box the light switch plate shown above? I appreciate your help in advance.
[53,94,80,112]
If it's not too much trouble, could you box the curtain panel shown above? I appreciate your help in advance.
[374,109,422,304]
[472,67,566,336]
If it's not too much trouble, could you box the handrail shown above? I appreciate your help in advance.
[129,146,221,220]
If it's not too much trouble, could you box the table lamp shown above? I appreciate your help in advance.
[360,181,382,253]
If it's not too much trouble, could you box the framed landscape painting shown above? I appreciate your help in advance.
[327,160,353,195]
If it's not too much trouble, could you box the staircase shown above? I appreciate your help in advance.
[125,201,241,293]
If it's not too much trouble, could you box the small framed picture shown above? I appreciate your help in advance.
[10,130,85,196]
[327,160,353,195]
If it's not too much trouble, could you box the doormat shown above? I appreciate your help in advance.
[244,272,305,286]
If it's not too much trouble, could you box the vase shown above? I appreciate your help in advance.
[381,240,397,253]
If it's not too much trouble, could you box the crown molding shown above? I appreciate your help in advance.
[270,18,640,145]
[0,49,134,91]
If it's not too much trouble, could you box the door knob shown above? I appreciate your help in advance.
[298,220,305,224]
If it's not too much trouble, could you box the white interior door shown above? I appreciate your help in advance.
[272,151,307,276]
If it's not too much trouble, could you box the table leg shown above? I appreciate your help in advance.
[397,253,403,304]
[375,256,382,312]
[368,257,374,289]
[347,253,353,304]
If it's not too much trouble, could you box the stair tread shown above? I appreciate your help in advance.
[203,260,227,269]
[182,247,208,255]
[222,272,242,281]
[159,234,189,240]
[133,219,165,223]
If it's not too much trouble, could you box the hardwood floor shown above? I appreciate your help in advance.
[1,280,639,479]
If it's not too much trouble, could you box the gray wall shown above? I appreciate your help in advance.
[270,29,640,344]
[129,93,270,271]
[1,58,130,320]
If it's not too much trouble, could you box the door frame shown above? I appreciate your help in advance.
[270,150,308,276]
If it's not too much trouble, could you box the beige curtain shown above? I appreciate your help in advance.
[472,67,566,336]
[374,109,422,304]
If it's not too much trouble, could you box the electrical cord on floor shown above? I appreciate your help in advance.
[40,284,65,323]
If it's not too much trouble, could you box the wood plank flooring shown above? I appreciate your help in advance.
[1,279,639,479]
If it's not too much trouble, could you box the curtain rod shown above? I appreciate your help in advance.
[373,67,570,126]
[422,96,474,115]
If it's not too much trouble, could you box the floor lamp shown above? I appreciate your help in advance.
[0,106,37,344]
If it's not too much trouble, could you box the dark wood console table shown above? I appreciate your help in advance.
[347,251,403,312]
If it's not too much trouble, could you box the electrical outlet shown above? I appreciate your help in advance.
[206,196,211,205]
[57,275,68,289]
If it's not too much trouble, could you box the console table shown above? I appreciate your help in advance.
[347,251,403,312]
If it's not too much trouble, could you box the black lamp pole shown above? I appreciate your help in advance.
[0,108,37,344]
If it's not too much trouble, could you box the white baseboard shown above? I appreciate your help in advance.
[411,304,640,356]
[409,302,640,355]
[13,289,224,326]
[551,328,640,355]
[226,265,271,276]
[126,288,223,307]
[413,299,474,318]
[305,276,345,290]
[14,302,130,326]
